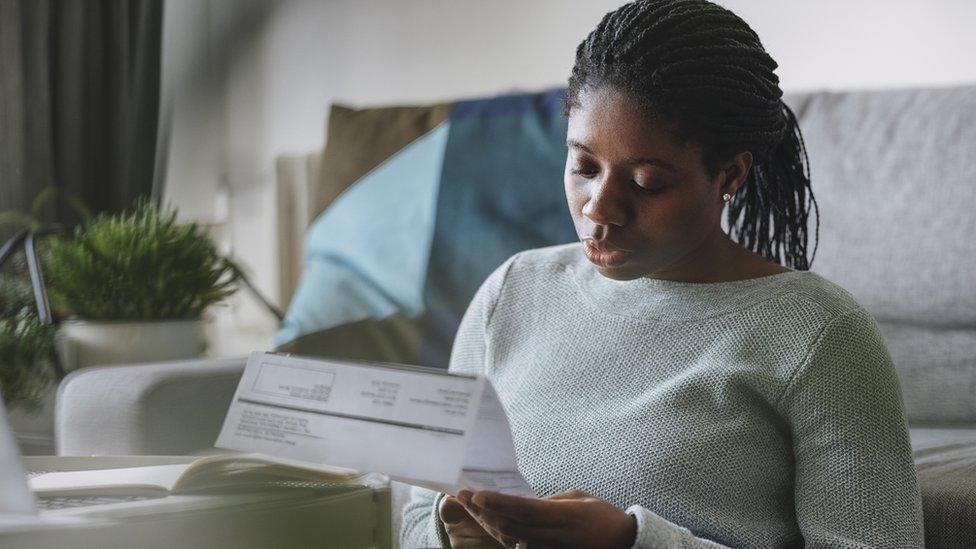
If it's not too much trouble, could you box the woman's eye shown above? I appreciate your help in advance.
[630,180,666,195]
[570,166,598,178]
[569,166,666,195]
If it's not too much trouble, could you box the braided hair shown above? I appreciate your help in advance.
[564,0,819,270]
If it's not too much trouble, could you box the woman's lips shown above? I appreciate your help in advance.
[583,239,632,268]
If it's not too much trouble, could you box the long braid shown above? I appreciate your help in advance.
[565,0,820,270]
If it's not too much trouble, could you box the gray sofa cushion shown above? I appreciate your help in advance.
[784,85,976,423]
[881,322,976,423]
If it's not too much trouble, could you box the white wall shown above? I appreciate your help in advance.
[230,0,976,169]
[160,0,976,356]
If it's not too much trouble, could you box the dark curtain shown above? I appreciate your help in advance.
[0,0,163,239]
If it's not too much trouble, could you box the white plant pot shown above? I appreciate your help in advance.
[57,318,206,371]
[9,319,205,454]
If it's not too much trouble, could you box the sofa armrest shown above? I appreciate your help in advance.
[55,357,246,456]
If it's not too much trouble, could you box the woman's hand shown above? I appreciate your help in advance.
[439,493,519,548]
[456,489,637,549]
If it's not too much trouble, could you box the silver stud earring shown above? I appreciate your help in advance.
[722,193,732,202]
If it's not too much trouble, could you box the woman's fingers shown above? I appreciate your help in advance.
[458,493,563,545]
[464,490,567,526]
[543,489,590,501]
[467,507,521,547]
[441,495,516,548]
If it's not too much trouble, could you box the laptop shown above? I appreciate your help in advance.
[0,395,163,516]
[0,394,35,515]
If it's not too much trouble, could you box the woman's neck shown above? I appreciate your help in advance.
[643,229,790,284]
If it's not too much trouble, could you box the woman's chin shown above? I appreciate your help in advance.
[596,265,641,281]
[590,256,661,281]
[590,259,649,281]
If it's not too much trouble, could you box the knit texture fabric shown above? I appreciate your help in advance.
[399,243,924,548]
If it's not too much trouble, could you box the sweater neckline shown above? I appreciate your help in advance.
[569,248,810,322]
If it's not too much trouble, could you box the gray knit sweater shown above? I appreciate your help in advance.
[400,243,924,548]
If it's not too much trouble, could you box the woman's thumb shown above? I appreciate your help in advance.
[439,495,472,525]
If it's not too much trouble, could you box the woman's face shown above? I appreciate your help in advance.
[564,86,747,281]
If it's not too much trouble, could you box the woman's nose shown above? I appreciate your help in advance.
[581,176,627,227]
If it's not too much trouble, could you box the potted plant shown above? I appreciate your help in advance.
[0,276,56,411]
[43,201,242,370]
[0,271,61,452]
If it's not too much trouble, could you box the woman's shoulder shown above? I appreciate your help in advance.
[778,269,871,322]
[472,243,584,311]
[473,243,585,313]
[479,243,582,289]
[761,271,890,367]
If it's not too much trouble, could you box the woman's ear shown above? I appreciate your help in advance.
[717,151,753,196]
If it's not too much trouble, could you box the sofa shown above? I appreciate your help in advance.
[57,84,976,548]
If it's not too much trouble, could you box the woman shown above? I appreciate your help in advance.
[401,1,923,547]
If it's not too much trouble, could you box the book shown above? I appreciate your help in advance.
[28,453,378,498]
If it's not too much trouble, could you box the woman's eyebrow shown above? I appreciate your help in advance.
[567,139,678,172]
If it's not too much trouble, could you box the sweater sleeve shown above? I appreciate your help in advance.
[624,506,731,548]
[622,306,924,549]
[775,306,924,548]
[399,488,451,549]
[398,254,517,549]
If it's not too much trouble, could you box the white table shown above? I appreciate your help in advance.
[1,456,392,549]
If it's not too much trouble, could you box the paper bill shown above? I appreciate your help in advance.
[216,352,534,497]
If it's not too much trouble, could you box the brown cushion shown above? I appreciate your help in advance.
[312,102,451,219]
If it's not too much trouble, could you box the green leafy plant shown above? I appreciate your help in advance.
[0,275,55,411]
[43,201,242,320]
